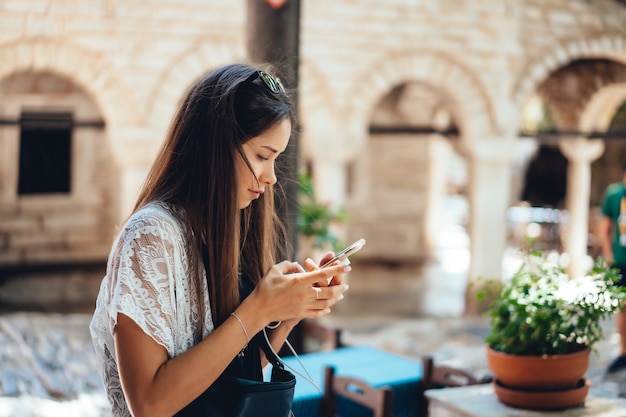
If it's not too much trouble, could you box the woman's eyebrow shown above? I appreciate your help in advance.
[261,145,279,153]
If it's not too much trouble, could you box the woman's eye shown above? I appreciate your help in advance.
[258,154,269,161]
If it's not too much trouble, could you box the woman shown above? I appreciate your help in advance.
[90,63,350,417]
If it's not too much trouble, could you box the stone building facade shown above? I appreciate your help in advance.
[1,0,626,312]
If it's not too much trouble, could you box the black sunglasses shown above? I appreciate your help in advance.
[257,70,285,94]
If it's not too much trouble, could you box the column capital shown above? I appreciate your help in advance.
[558,137,604,163]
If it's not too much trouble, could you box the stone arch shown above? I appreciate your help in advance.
[298,59,339,160]
[0,37,136,126]
[344,50,496,152]
[512,35,626,109]
[584,83,626,205]
[145,38,246,128]
[580,83,626,132]
[299,59,338,129]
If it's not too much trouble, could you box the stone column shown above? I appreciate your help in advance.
[311,141,356,210]
[464,139,515,314]
[423,135,449,253]
[558,137,605,278]
[108,126,161,223]
[314,158,347,209]
[308,143,358,258]
[247,0,301,258]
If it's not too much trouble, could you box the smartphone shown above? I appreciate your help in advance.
[320,238,366,268]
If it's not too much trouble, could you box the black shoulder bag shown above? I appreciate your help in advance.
[174,333,296,417]
[175,249,296,417]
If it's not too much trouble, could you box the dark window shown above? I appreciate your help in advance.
[18,112,72,195]
[521,145,568,208]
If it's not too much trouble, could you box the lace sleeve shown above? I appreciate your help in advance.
[108,207,188,355]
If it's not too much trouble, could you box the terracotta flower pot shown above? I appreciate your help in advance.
[493,378,590,411]
[486,346,590,390]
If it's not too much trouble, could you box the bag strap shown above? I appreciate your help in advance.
[256,332,285,369]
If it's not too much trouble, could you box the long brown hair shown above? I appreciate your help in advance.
[133,63,294,326]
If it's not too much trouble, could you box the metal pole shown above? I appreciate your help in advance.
[246,0,301,260]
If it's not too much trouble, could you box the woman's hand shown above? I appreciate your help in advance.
[304,252,345,287]
[244,260,350,328]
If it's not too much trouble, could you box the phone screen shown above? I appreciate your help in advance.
[320,238,366,268]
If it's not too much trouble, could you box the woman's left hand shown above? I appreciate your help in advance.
[304,252,344,287]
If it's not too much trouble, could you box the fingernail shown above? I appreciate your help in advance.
[343,265,352,272]
[339,294,344,300]
[344,285,350,291]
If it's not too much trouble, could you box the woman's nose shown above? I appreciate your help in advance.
[260,166,277,186]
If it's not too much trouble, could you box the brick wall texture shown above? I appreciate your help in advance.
[1,0,626,269]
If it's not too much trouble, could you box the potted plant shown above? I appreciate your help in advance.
[297,171,348,261]
[478,251,626,410]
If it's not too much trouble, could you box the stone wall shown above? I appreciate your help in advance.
[0,72,117,267]
[0,0,626,310]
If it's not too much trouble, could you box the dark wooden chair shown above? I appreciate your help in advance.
[300,319,344,352]
[282,318,344,356]
[321,366,394,417]
[418,355,492,416]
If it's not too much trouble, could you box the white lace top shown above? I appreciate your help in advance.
[90,202,214,417]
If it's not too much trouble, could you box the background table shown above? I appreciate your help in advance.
[425,384,626,417]
[282,345,423,417]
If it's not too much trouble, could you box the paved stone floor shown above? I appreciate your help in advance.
[0,312,111,417]
[325,313,626,395]
[323,242,626,400]
[0,304,625,416]
[1,223,625,416]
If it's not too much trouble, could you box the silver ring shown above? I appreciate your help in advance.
[314,287,321,300]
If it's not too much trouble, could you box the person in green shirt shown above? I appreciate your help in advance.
[599,163,626,373]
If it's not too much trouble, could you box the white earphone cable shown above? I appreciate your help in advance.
[262,327,321,393]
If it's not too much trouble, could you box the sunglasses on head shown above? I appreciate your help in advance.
[257,70,285,94]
